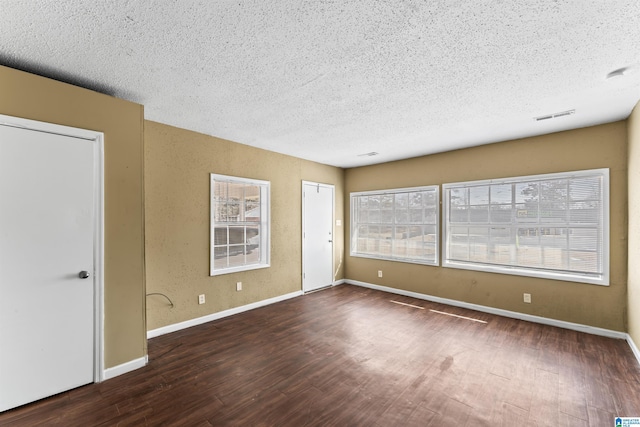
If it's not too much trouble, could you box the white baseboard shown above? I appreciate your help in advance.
[346,279,627,340]
[147,290,303,339]
[102,355,148,381]
[333,279,346,286]
[628,334,640,367]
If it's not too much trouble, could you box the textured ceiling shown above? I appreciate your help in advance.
[1,1,639,168]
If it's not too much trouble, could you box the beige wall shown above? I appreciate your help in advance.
[0,66,146,368]
[628,102,640,344]
[3,63,633,363]
[144,121,344,330]
[345,122,628,331]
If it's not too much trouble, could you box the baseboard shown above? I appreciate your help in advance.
[102,355,148,381]
[628,334,640,367]
[333,279,346,286]
[147,291,303,339]
[346,279,627,340]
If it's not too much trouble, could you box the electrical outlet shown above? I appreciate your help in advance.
[523,293,531,304]
[378,270,383,278]
[236,281,242,291]
[198,294,205,304]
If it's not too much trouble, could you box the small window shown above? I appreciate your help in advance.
[351,186,439,265]
[442,169,609,285]
[210,174,270,276]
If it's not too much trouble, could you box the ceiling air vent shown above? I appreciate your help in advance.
[534,109,575,122]
[357,152,379,157]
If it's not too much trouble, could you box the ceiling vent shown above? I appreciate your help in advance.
[357,152,379,157]
[534,109,575,122]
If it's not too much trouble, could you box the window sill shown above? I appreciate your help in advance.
[442,259,608,286]
[210,263,270,277]
[350,252,438,267]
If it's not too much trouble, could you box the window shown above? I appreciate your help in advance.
[351,186,439,265]
[210,174,270,276]
[442,169,609,285]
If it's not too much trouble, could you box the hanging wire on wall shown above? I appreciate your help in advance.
[146,292,174,308]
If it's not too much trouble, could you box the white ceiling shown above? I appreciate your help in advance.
[2,1,639,168]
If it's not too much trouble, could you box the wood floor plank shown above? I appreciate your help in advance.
[402,401,438,426]
[490,401,530,425]
[490,346,537,412]
[558,373,588,422]
[430,398,473,425]
[527,368,560,426]
[610,376,640,416]
[256,386,325,427]
[375,390,424,426]
[584,376,618,414]
[587,405,617,427]
[1,284,639,426]
[557,412,589,427]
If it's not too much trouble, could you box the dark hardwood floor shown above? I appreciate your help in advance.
[2,284,640,426]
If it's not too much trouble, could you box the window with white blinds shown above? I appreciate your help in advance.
[442,169,609,285]
[351,186,439,265]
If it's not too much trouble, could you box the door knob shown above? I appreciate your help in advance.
[78,271,90,279]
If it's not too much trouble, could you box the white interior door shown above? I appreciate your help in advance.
[302,182,334,293]
[0,120,97,412]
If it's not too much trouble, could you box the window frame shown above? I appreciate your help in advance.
[442,168,610,286]
[350,185,440,266]
[210,174,270,276]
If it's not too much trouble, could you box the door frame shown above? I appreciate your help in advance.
[0,114,105,382]
[301,181,335,293]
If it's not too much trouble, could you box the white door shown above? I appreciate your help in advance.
[302,182,334,293]
[0,119,98,412]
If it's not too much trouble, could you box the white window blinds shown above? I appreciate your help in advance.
[442,169,609,285]
[351,186,439,265]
